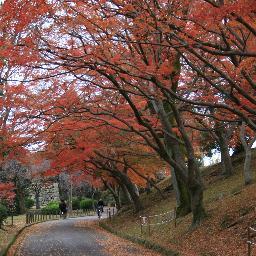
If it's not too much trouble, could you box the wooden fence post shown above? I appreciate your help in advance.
[108,208,111,219]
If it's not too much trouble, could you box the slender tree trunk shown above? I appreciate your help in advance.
[134,184,140,196]
[35,191,40,209]
[103,180,121,210]
[119,182,132,204]
[113,187,122,210]
[244,148,253,185]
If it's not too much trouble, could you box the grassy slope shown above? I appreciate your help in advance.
[104,151,256,256]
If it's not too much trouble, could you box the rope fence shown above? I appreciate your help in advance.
[139,207,176,235]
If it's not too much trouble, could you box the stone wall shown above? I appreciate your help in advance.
[37,182,60,206]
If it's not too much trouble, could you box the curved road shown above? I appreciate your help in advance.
[11,216,161,256]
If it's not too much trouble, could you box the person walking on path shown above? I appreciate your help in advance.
[59,199,68,219]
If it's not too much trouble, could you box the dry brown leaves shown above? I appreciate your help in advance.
[162,184,256,256]
[75,220,162,256]
[8,222,55,256]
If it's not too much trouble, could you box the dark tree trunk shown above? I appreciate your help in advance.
[35,191,40,209]
[189,178,206,226]
[216,129,234,177]
[16,189,26,214]
[116,171,143,212]
[186,157,206,227]
[244,148,253,185]
[119,182,132,204]
[112,190,121,210]
[171,104,206,226]
[102,180,121,210]
[174,170,191,217]
[154,100,191,216]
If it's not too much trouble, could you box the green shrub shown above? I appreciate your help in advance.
[72,198,80,210]
[0,203,8,227]
[25,198,35,209]
[41,201,60,214]
[80,198,95,210]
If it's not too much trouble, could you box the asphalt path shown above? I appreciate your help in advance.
[16,216,107,256]
[13,214,161,256]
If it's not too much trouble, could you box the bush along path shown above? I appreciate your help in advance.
[7,216,163,256]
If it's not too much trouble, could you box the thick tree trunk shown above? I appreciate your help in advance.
[187,158,206,227]
[216,129,234,177]
[58,174,69,201]
[174,170,191,217]
[189,180,206,227]
[154,100,191,216]
[16,189,26,214]
[171,104,206,226]
[171,144,191,216]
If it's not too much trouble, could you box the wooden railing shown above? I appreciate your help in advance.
[26,209,95,224]
[26,207,116,225]
[26,210,59,224]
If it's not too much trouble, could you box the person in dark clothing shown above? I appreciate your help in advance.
[97,199,104,211]
[59,199,67,219]
[96,199,104,218]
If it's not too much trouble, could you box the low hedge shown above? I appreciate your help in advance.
[79,198,95,210]
[72,198,80,210]
[25,198,35,209]
[41,201,59,214]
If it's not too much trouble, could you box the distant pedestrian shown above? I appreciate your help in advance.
[96,199,104,218]
[97,199,104,212]
[59,199,67,219]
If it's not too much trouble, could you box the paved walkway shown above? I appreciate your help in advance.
[11,215,161,256]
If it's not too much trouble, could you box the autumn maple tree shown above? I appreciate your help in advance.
[0,0,254,228]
